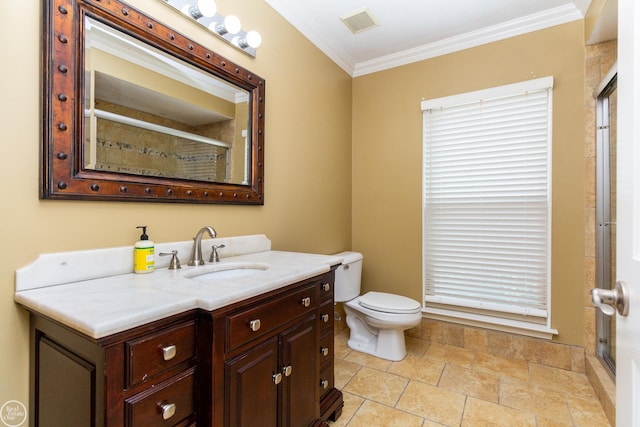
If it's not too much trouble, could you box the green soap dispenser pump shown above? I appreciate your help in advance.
[134,226,155,274]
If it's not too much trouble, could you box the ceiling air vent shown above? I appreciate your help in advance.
[340,7,379,34]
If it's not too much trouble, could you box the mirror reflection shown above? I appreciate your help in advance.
[83,17,250,185]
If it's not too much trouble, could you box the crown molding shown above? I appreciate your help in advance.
[573,0,593,16]
[353,4,583,77]
[266,1,586,77]
[264,0,356,74]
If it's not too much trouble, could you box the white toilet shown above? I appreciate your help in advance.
[334,251,422,361]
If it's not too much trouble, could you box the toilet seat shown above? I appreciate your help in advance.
[358,291,421,314]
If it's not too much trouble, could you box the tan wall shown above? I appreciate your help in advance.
[0,0,352,406]
[352,21,586,346]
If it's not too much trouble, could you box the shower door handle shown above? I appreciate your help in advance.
[591,281,629,317]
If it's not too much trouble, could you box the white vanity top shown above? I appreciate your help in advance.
[14,234,343,339]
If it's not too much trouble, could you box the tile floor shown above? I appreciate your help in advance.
[329,331,611,427]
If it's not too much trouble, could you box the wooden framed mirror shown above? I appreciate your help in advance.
[42,0,265,204]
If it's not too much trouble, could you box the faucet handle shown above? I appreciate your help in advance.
[209,244,226,263]
[159,250,181,270]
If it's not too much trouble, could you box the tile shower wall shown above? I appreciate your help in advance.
[92,99,231,181]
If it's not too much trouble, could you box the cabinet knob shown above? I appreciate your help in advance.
[162,345,177,361]
[282,365,292,377]
[273,372,282,384]
[160,402,176,420]
[249,319,261,331]
[322,283,330,292]
[321,314,330,323]
[301,297,311,307]
[321,347,329,356]
[320,379,329,389]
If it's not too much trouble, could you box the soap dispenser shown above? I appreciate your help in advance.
[134,226,155,274]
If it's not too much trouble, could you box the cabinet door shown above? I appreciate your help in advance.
[280,317,318,427]
[225,336,279,427]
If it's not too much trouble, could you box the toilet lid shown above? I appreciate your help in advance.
[358,292,421,314]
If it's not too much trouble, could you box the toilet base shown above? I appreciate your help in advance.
[347,328,408,361]
[344,303,420,361]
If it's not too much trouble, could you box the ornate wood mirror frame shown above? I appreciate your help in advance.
[42,0,265,204]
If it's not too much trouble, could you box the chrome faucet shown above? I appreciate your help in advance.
[188,226,217,266]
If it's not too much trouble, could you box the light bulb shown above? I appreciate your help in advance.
[180,4,193,16]
[224,15,241,35]
[197,0,217,18]
[245,30,262,48]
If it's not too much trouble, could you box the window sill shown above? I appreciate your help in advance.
[422,307,558,340]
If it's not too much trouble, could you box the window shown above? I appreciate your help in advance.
[421,77,556,338]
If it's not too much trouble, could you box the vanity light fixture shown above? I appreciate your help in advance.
[162,0,262,57]
[212,15,241,36]
[181,0,216,20]
[235,30,262,49]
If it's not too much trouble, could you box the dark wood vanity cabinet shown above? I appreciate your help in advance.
[223,317,317,427]
[30,311,198,427]
[206,270,343,427]
[28,271,343,427]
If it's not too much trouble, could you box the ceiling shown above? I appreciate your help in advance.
[265,0,610,77]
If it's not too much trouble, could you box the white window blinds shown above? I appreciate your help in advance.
[421,77,553,323]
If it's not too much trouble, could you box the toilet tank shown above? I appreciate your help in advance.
[333,251,363,302]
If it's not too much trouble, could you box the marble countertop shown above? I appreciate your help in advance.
[14,235,343,339]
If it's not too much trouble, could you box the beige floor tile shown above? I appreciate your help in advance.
[474,352,530,382]
[500,377,573,423]
[529,363,597,399]
[536,417,574,427]
[406,335,430,357]
[461,397,536,426]
[425,342,476,368]
[334,358,361,389]
[328,391,364,427]
[343,367,408,406]
[346,400,424,427]
[396,380,466,426]
[566,394,611,427]
[331,330,610,427]
[388,353,445,385]
[344,350,393,371]
[334,332,352,359]
[439,364,500,403]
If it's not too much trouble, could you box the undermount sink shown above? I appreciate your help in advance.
[185,262,270,282]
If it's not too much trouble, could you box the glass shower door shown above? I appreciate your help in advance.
[595,74,617,377]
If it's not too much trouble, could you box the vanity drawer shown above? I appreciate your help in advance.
[126,320,196,387]
[227,283,317,352]
[319,299,333,333]
[319,332,333,368]
[319,275,334,301]
[319,365,334,400]
[125,367,195,427]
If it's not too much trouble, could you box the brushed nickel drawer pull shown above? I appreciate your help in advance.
[321,314,329,323]
[322,283,330,292]
[249,319,261,331]
[273,372,282,384]
[320,379,329,389]
[162,345,177,361]
[282,365,292,377]
[160,402,176,420]
[301,297,311,307]
[321,347,329,356]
